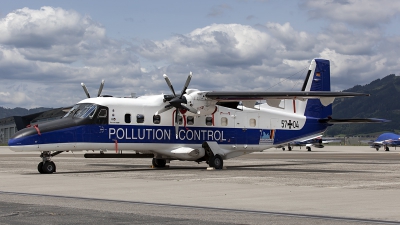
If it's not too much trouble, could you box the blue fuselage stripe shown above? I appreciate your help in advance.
[8,118,328,146]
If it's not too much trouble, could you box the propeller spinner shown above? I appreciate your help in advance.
[156,72,199,138]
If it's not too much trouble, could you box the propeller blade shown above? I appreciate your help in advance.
[180,72,192,98]
[155,105,173,115]
[97,79,105,97]
[181,104,199,114]
[175,110,180,139]
[81,83,91,98]
[163,74,176,97]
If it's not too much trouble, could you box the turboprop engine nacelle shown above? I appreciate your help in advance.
[185,89,217,115]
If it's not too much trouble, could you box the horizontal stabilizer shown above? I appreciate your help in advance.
[319,118,390,124]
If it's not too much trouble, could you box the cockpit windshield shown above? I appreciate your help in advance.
[64,103,97,119]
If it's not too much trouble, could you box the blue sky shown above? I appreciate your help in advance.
[0,0,400,108]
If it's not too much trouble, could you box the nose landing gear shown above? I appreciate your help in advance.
[38,151,63,174]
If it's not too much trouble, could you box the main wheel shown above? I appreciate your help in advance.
[209,155,223,169]
[385,146,390,151]
[37,162,44,174]
[42,161,56,174]
[282,148,285,151]
[306,147,311,151]
[376,148,379,151]
[152,158,166,168]
[288,146,292,151]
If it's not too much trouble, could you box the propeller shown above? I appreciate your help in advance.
[81,80,105,98]
[155,72,199,138]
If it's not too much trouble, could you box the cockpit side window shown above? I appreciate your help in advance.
[96,108,108,124]
[64,104,98,119]
[98,109,107,118]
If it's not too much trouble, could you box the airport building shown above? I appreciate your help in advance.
[0,108,67,144]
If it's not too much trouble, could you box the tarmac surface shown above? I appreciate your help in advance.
[1,145,400,224]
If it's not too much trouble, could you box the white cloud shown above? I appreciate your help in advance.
[0,91,32,105]
[1,4,400,109]
[138,23,279,68]
[302,0,400,27]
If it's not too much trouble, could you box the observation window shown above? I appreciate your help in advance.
[137,114,145,123]
[125,114,131,123]
[206,117,213,126]
[153,115,161,124]
[187,116,194,125]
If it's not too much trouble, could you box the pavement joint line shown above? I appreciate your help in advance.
[1,190,399,224]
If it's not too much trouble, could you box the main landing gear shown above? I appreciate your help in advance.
[208,154,223,169]
[38,151,63,174]
[152,158,167,168]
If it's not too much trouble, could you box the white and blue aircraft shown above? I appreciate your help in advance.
[368,133,400,151]
[8,59,385,173]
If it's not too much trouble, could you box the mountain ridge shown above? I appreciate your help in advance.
[327,74,400,136]
[0,107,52,119]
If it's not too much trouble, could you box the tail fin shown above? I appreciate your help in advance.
[299,59,332,118]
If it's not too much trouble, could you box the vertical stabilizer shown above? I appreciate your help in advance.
[297,59,332,118]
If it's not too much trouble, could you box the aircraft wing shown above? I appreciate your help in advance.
[319,118,390,124]
[205,91,369,101]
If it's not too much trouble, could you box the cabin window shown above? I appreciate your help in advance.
[249,118,256,127]
[125,114,131,123]
[98,109,107,118]
[206,117,213,126]
[221,117,228,126]
[153,115,161,124]
[137,114,144,123]
[187,116,194,125]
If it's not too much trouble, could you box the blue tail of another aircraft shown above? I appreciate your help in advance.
[302,59,333,119]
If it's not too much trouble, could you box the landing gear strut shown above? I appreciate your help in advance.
[38,151,63,174]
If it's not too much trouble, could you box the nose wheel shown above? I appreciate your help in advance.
[38,151,62,174]
[38,161,56,174]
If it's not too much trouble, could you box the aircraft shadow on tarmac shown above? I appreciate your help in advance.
[25,161,371,175]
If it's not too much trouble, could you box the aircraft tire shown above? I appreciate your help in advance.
[288,147,292,151]
[282,148,285,151]
[209,155,223,169]
[386,147,390,151]
[42,161,56,174]
[152,158,166,168]
[37,162,44,174]
[376,148,379,151]
[307,147,311,151]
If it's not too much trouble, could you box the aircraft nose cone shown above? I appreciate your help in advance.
[8,127,39,148]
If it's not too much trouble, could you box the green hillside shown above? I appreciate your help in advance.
[326,74,400,136]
